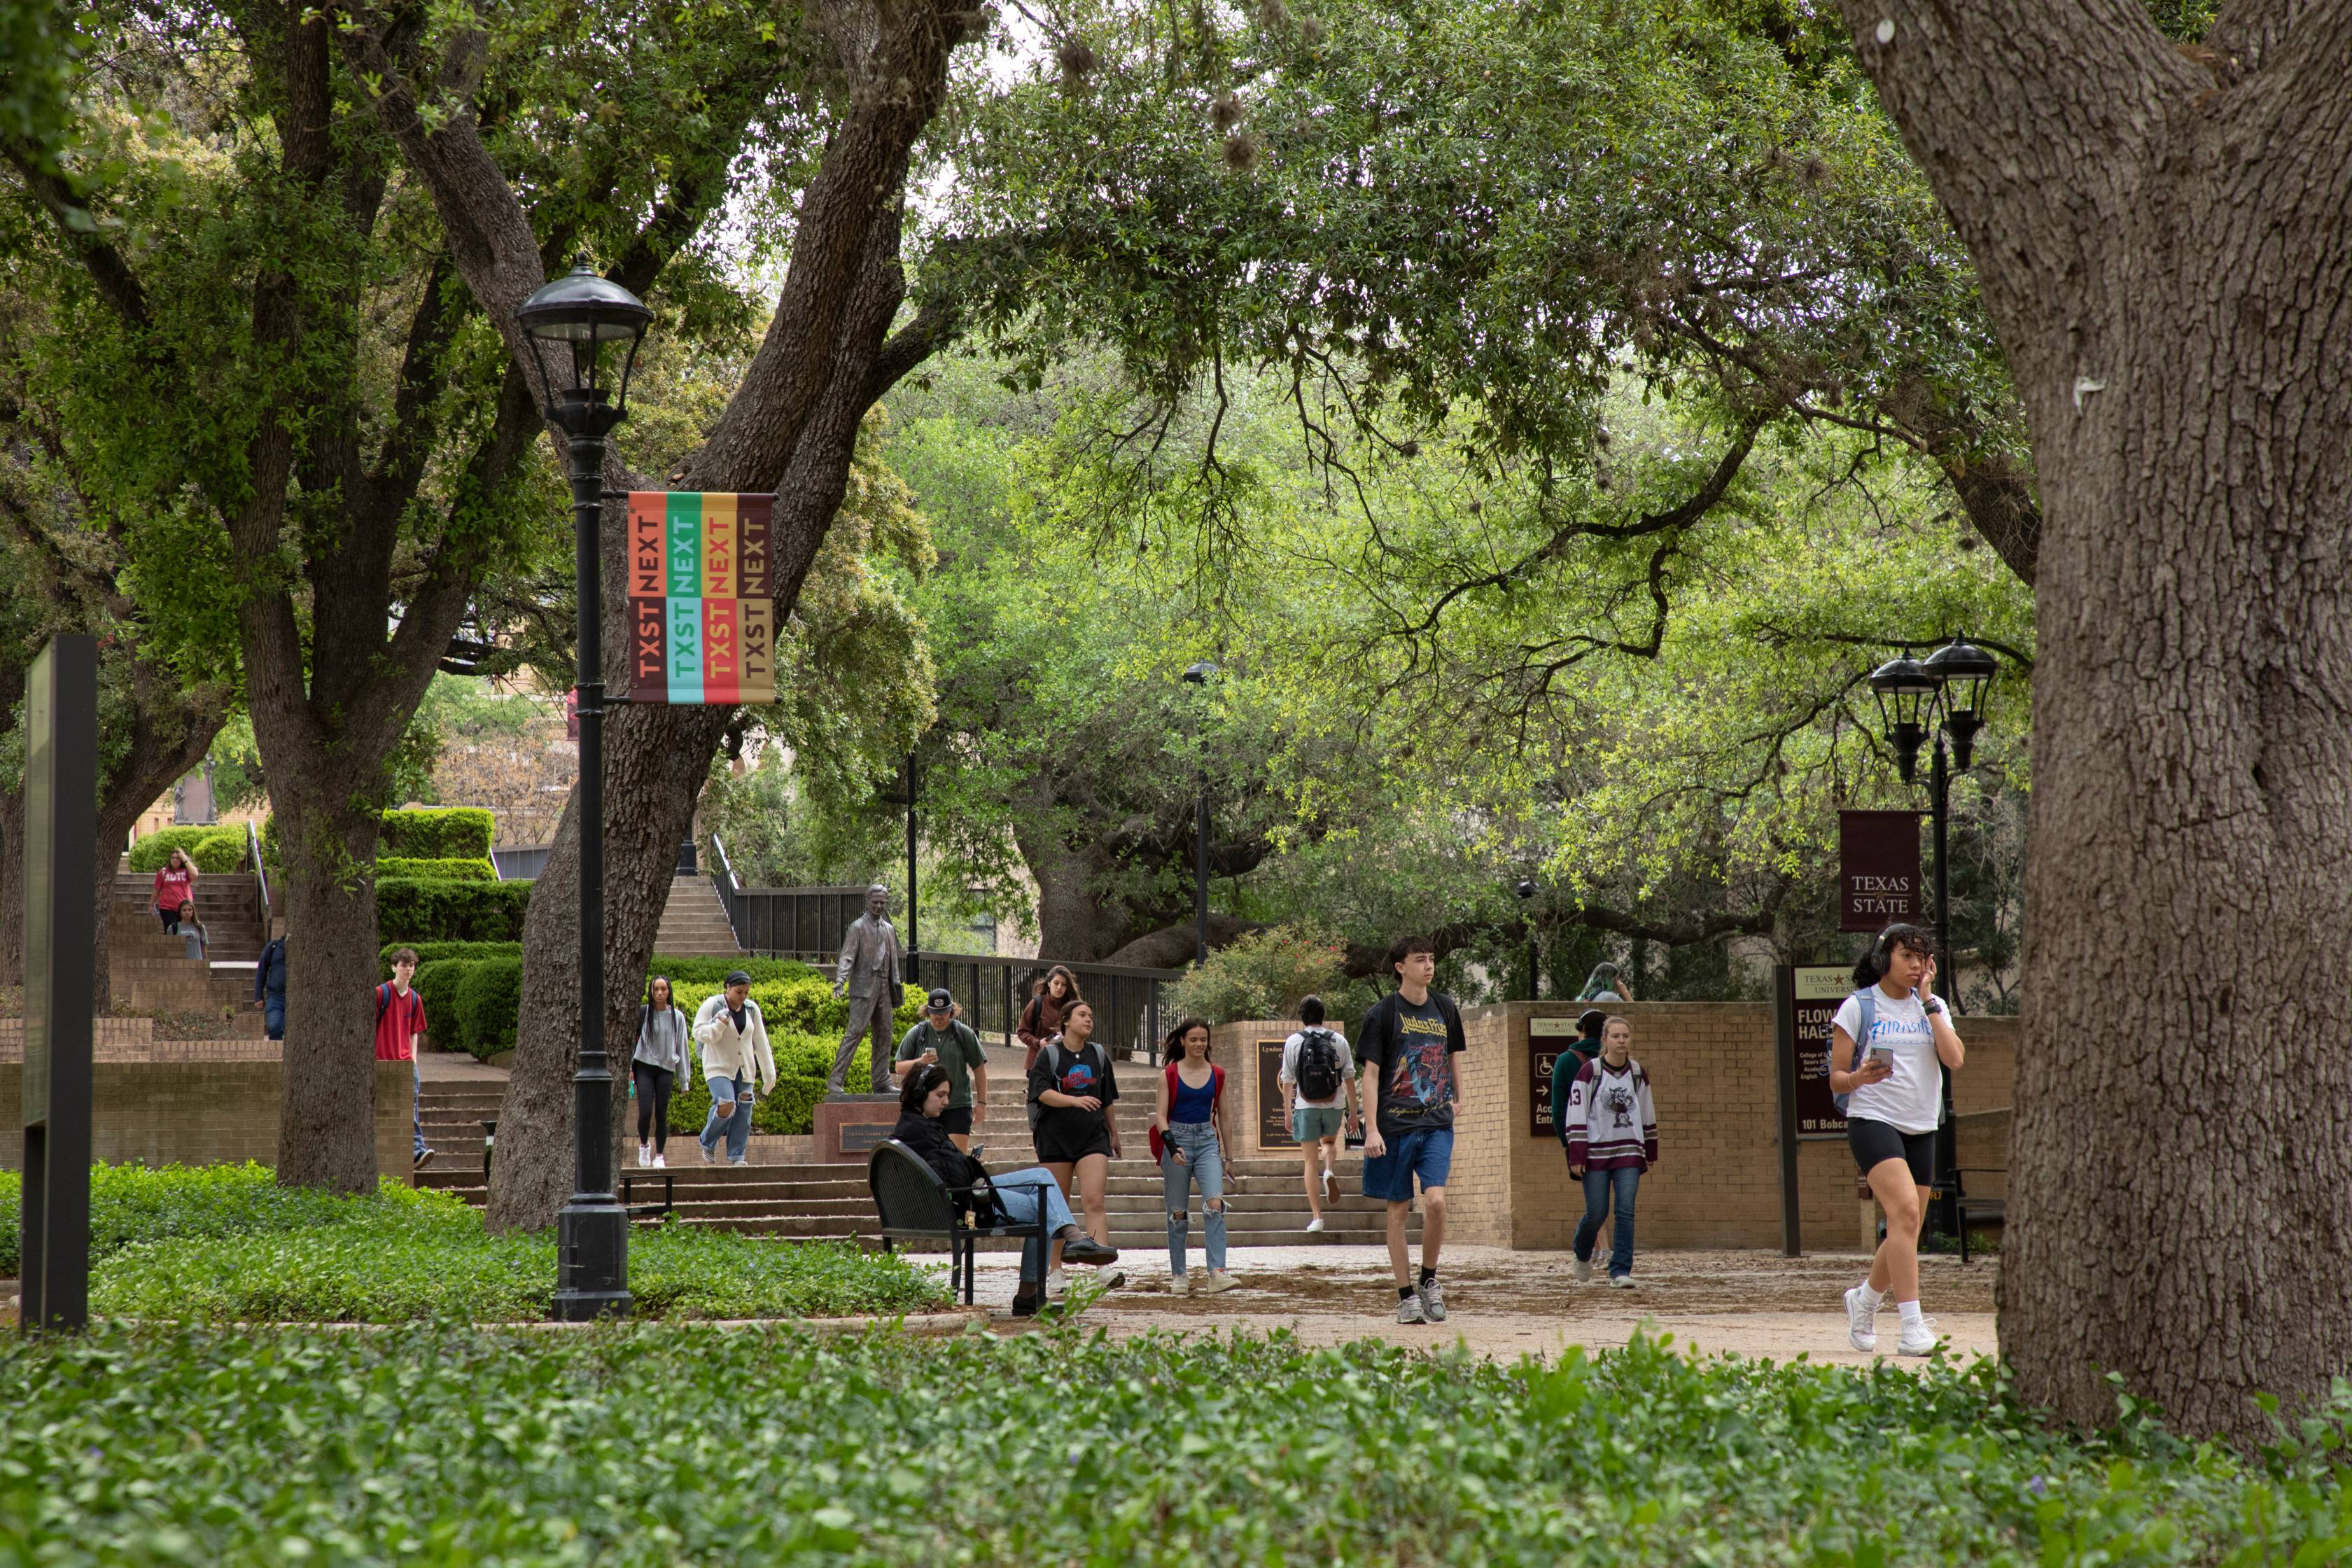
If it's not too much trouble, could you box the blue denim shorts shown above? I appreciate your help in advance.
[1362,1126,1453,1203]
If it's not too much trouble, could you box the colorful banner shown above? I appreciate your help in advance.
[624,493,776,706]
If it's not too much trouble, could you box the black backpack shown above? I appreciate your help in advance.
[1294,1028,1345,1102]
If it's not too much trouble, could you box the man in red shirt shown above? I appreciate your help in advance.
[374,948,433,1170]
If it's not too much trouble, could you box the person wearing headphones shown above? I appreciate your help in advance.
[1829,923,1965,1356]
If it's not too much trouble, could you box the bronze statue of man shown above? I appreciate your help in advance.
[829,883,903,1093]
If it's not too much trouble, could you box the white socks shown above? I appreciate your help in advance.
[1858,1282,1885,1312]
[1896,1299,1924,1329]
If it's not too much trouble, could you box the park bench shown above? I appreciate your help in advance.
[867,1140,1054,1308]
[1856,1170,2005,1264]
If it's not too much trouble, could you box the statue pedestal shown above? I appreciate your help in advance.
[815,1093,899,1165]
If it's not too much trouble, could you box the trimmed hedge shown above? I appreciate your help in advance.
[412,962,475,1053]
[127,825,246,874]
[382,941,524,974]
[645,957,816,987]
[379,806,495,860]
[375,876,531,941]
[454,958,523,1059]
[666,1072,830,1138]
[377,855,497,882]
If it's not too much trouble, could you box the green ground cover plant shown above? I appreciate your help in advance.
[0,1163,944,1322]
[1,1329,2344,1565]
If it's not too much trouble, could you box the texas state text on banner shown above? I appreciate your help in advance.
[624,493,776,705]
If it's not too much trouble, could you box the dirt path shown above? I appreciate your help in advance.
[943,1245,2001,1366]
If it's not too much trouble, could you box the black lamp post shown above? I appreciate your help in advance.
[516,259,651,1322]
[1868,634,1999,1239]
[1515,878,1539,1000]
[1181,661,1217,965]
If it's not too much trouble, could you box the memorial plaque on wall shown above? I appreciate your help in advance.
[1255,1037,1298,1149]
[1529,1018,1580,1139]
[1786,965,1854,1138]
[1838,809,1921,931]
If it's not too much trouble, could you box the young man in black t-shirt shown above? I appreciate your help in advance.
[1357,934,1466,1324]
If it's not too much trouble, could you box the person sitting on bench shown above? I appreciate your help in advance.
[892,1064,1116,1316]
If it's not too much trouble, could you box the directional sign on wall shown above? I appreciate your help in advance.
[624,492,777,706]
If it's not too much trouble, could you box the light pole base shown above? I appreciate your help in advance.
[552,1194,632,1321]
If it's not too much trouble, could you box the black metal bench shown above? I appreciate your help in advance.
[868,1140,1052,1307]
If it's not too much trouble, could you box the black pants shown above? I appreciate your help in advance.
[633,1063,675,1151]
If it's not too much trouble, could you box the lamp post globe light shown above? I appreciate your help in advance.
[1867,634,2001,1238]
[516,260,652,1322]
[1181,661,1217,967]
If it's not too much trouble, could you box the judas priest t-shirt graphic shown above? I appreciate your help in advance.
[1376,996,1456,1133]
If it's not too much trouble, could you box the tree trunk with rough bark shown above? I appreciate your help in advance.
[1835,0,2352,1439]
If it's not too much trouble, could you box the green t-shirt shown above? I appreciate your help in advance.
[895,1020,988,1109]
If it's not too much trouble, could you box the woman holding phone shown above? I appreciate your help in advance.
[1830,923,1965,1356]
[1028,1000,1125,1299]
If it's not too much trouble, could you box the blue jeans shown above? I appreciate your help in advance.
[262,995,285,1041]
[1574,1165,1642,1278]
[412,1056,428,1158]
[1363,1126,1454,1203]
[699,1074,752,1161]
[1161,1121,1226,1275]
[988,1166,1077,1282]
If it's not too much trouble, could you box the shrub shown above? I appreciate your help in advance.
[375,876,531,941]
[380,941,522,975]
[1165,923,1350,1026]
[668,1071,834,1138]
[376,855,497,882]
[377,806,496,860]
[455,958,524,1059]
[647,956,815,987]
[127,825,246,874]
[412,960,477,1051]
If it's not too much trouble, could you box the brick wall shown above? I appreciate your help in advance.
[0,1052,415,1180]
[1220,1004,2017,1252]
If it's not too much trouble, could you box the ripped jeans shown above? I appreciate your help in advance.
[1161,1120,1227,1276]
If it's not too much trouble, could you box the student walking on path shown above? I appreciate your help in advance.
[1830,923,1965,1357]
[151,848,197,934]
[1546,1009,1608,1141]
[890,988,989,1152]
[633,976,691,1168]
[252,918,288,1041]
[1152,1016,1240,1294]
[1278,996,1358,1233]
[694,971,778,1166]
[1357,936,1466,1324]
[891,1064,1116,1317]
[374,948,431,1170]
[1564,1017,1658,1287]
[1026,999,1125,1299]
[1015,965,1082,1074]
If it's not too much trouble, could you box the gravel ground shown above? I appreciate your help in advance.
[920,1244,2001,1366]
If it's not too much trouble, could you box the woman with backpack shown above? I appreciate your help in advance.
[1830,923,1965,1357]
[633,976,691,1168]
[1547,1009,1609,1151]
[892,1063,1117,1317]
[1278,996,1358,1233]
[1152,1016,1240,1294]
[1016,965,1082,1074]
[1564,1016,1658,1287]
[1027,999,1126,1298]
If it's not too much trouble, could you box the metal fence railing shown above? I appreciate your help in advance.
[706,836,871,965]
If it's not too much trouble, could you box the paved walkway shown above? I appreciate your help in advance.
[911,1243,2001,1366]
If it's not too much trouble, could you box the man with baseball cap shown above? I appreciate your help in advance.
[892,987,989,1152]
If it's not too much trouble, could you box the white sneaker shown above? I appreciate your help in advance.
[1418,1277,1447,1322]
[727,1156,748,1167]
[1896,1315,1941,1356]
[1200,1271,1238,1295]
[637,1142,652,1168]
[1608,1274,1637,1290]
[1396,1292,1427,1324]
[696,1140,716,1165]
[1322,1168,1340,1205]
[652,1152,666,1169]
[1097,1266,1126,1293]
[1169,1273,1191,1296]
[1574,1257,1592,1284]
[1045,1268,1068,1299]
[1304,1215,1326,1234]
[1844,1286,1878,1352]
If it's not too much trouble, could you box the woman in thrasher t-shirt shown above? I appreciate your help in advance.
[1829,923,1966,1358]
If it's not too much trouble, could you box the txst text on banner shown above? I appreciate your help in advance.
[1838,808,1920,931]
[624,492,777,706]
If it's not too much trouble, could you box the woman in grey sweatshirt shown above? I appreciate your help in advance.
[634,976,692,1168]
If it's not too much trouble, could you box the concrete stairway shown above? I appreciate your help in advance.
[653,876,743,958]
[416,1042,1417,1250]
[110,872,267,1021]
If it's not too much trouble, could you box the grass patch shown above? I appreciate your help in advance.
[1,1329,2346,1564]
[0,1163,947,1322]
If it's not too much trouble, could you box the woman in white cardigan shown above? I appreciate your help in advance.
[692,971,778,1166]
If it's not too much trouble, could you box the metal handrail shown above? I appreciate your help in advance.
[246,819,271,937]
